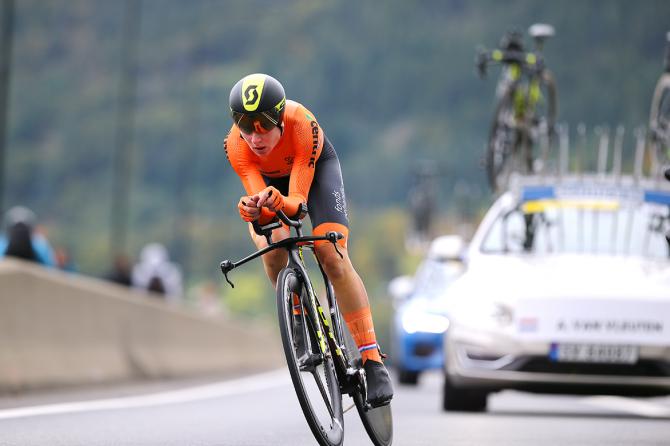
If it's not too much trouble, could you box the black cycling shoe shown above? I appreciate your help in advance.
[363,360,394,407]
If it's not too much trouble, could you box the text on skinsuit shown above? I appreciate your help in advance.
[308,121,319,168]
[332,188,349,220]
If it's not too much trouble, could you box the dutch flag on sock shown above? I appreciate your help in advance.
[358,342,377,353]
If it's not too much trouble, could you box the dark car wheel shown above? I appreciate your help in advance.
[442,373,488,412]
[397,368,420,385]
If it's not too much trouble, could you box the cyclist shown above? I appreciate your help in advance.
[224,73,393,407]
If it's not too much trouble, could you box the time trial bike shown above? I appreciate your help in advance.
[220,208,393,446]
[476,23,558,192]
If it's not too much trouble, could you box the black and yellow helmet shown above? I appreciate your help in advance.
[229,73,286,134]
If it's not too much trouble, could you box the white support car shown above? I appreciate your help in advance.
[441,174,670,411]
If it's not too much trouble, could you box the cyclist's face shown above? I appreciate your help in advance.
[240,126,282,157]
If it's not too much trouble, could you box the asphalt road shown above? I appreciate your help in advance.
[1,370,669,446]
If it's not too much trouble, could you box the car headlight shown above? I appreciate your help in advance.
[402,311,450,334]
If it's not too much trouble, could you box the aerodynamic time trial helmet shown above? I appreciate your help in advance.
[229,73,286,134]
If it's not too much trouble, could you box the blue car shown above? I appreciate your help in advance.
[388,235,466,385]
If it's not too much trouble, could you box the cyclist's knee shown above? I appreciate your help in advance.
[249,224,289,267]
[262,247,287,268]
[315,244,351,281]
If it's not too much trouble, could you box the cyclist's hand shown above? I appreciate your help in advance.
[255,186,285,212]
[238,196,261,222]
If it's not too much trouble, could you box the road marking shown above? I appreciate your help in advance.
[0,369,289,420]
[582,396,670,418]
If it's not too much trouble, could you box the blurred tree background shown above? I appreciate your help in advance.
[1,0,668,341]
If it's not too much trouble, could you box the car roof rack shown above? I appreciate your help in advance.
[502,124,670,205]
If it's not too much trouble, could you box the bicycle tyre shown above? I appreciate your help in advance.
[486,88,517,191]
[536,69,558,165]
[336,311,393,446]
[649,73,670,164]
[540,69,558,135]
[276,267,344,446]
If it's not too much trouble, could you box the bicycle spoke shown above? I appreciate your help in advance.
[309,366,336,418]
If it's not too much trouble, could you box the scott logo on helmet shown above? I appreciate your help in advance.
[244,85,259,107]
[241,74,266,111]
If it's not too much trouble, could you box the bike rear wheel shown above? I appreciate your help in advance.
[337,311,393,446]
[649,74,670,166]
[486,89,518,191]
[534,69,558,170]
[277,267,344,446]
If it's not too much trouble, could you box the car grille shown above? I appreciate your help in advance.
[516,357,670,377]
[413,342,438,357]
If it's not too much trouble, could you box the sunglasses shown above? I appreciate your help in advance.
[231,110,280,134]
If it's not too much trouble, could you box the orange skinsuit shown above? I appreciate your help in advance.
[226,100,326,226]
[224,99,382,364]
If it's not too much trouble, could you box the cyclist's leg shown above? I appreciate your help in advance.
[248,223,289,288]
[309,139,393,405]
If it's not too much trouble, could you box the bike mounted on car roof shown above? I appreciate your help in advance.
[220,207,393,446]
[476,23,558,193]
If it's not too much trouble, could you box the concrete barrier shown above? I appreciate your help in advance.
[0,258,285,393]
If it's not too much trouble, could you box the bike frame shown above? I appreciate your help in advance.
[220,212,363,398]
[292,243,364,397]
[493,52,546,126]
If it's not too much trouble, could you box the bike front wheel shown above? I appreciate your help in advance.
[276,267,344,446]
[336,310,393,446]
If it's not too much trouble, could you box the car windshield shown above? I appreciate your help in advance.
[481,189,670,259]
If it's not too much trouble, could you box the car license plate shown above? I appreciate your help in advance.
[549,343,638,364]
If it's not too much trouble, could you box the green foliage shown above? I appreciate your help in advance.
[221,266,276,319]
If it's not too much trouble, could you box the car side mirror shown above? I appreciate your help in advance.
[388,275,415,304]
[427,235,466,262]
